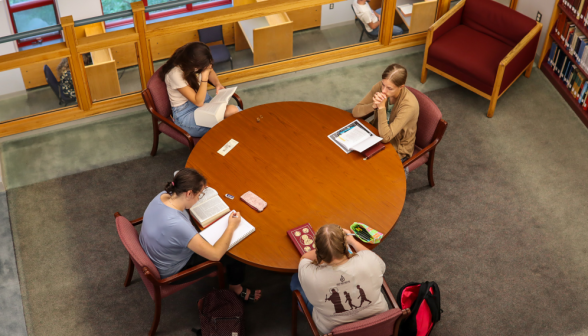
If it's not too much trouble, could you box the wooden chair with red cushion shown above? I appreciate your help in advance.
[292,279,411,336]
[403,87,448,187]
[115,212,225,335]
[421,0,542,117]
[141,68,244,156]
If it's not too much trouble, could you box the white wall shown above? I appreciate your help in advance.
[55,0,103,20]
[515,0,556,58]
[0,0,26,97]
[321,0,357,28]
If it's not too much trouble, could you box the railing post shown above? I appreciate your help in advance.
[510,0,518,10]
[132,1,153,89]
[379,0,395,45]
[436,0,452,20]
[61,16,92,110]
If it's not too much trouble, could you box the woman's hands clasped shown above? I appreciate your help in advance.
[372,92,387,110]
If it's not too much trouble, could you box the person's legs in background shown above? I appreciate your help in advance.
[370,8,404,37]
[290,273,313,314]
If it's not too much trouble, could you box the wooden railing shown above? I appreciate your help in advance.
[0,0,454,137]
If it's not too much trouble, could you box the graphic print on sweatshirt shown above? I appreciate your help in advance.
[324,275,372,316]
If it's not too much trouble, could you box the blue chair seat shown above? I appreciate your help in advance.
[209,44,231,63]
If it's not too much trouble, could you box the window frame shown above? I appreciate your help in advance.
[102,0,232,29]
[5,0,62,48]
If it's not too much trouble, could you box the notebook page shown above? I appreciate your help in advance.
[200,212,255,249]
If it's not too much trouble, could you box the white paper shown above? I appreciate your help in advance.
[328,120,383,154]
[218,139,239,156]
[194,87,238,128]
[200,212,256,250]
[336,127,370,151]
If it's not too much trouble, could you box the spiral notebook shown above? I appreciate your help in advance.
[199,212,256,250]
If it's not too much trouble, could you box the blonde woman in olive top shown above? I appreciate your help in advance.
[352,64,419,162]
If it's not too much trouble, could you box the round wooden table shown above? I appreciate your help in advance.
[186,102,406,273]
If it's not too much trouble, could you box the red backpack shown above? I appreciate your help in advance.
[396,281,442,336]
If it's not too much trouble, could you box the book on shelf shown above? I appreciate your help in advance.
[549,42,557,65]
[189,187,230,228]
[199,212,256,250]
[328,120,383,154]
[193,86,237,128]
[580,81,588,103]
[287,223,316,255]
[556,12,566,36]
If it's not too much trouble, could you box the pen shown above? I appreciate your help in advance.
[346,233,356,236]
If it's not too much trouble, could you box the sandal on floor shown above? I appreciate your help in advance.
[239,288,259,303]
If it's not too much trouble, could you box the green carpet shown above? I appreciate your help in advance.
[7,62,588,335]
[0,51,453,190]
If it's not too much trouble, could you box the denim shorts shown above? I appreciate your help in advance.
[171,94,213,138]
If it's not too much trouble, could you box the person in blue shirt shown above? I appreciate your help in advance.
[140,168,261,302]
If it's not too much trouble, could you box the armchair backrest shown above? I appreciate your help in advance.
[331,308,403,336]
[198,25,224,44]
[407,87,442,149]
[462,0,536,47]
[116,215,162,296]
[147,68,173,119]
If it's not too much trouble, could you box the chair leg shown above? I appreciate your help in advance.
[524,62,533,78]
[359,30,364,43]
[149,291,162,336]
[421,66,428,84]
[123,256,134,287]
[487,94,498,118]
[230,58,233,70]
[292,291,298,336]
[427,150,436,187]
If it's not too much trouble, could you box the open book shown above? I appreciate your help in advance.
[328,120,383,154]
[193,86,238,128]
[189,187,230,227]
[200,212,256,250]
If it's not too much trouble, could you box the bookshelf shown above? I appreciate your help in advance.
[539,0,588,128]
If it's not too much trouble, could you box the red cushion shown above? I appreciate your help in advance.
[462,0,536,48]
[428,25,512,95]
[406,146,429,173]
[331,308,402,336]
[147,69,173,119]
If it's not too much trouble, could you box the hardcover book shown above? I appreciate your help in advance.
[287,223,316,255]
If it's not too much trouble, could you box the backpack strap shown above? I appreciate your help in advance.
[409,281,431,317]
[424,282,442,323]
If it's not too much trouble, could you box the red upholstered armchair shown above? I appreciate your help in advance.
[141,68,243,156]
[115,213,225,335]
[421,0,542,117]
[292,279,410,336]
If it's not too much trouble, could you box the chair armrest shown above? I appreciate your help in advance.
[142,89,194,145]
[149,260,224,285]
[382,279,400,309]
[428,0,465,37]
[114,212,143,226]
[402,139,439,168]
[293,290,321,336]
[403,118,448,168]
[500,22,543,67]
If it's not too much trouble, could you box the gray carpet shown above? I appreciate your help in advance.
[7,70,588,335]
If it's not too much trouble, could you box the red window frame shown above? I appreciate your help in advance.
[5,0,62,48]
[103,0,232,29]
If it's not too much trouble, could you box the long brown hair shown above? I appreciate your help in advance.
[313,224,356,265]
[159,42,213,92]
[57,58,70,76]
[382,63,407,87]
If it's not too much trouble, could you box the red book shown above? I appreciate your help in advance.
[362,142,385,160]
[287,223,316,255]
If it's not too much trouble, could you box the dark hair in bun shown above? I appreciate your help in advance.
[165,168,207,196]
